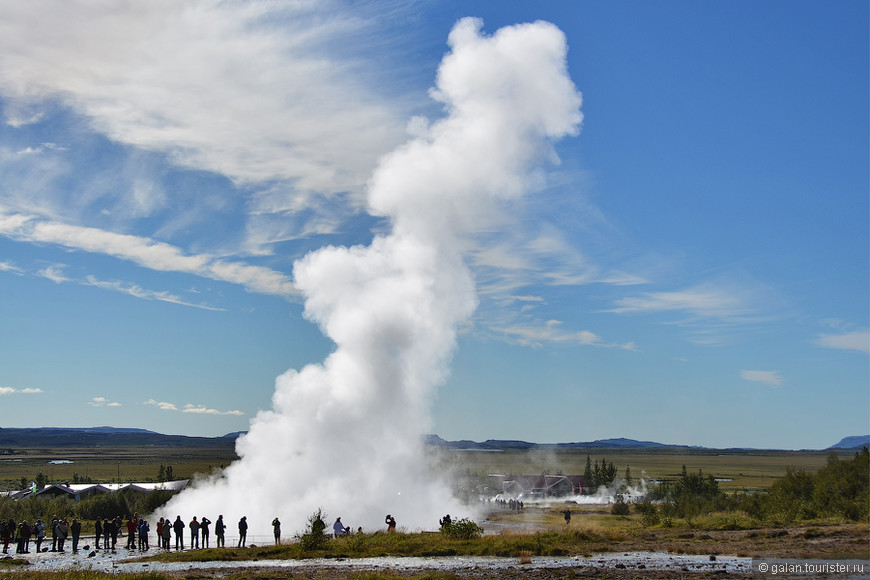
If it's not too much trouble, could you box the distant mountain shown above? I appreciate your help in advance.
[425,435,684,451]
[73,426,160,435]
[828,435,870,450]
[222,431,247,439]
[557,438,669,449]
[0,427,236,448]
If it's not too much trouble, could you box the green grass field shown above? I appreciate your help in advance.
[432,447,848,493]
[0,446,236,489]
[2,443,851,494]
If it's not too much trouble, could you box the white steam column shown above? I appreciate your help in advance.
[164,17,582,537]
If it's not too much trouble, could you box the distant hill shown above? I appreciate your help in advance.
[222,431,247,439]
[0,427,236,448]
[424,435,685,451]
[3,428,862,451]
[828,435,870,450]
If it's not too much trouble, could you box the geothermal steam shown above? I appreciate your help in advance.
[164,18,582,535]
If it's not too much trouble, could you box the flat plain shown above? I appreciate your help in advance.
[1,441,851,493]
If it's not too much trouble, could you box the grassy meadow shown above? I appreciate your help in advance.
[0,445,237,490]
[432,447,846,493]
[1,443,850,493]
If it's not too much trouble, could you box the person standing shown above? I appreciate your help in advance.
[271,518,281,545]
[34,519,45,552]
[214,515,225,548]
[16,520,29,554]
[111,516,121,550]
[71,519,81,553]
[237,516,247,548]
[200,516,211,548]
[103,518,111,551]
[384,514,396,533]
[50,517,58,551]
[126,517,137,549]
[172,516,185,550]
[138,519,149,550]
[56,519,69,552]
[189,516,200,549]
[161,517,171,549]
[94,518,102,550]
[0,520,7,554]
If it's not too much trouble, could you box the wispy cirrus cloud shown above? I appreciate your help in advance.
[36,265,71,283]
[0,208,296,297]
[0,261,24,274]
[18,260,225,311]
[608,283,756,320]
[491,319,637,350]
[0,0,409,251]
[740,370,783,386]
[814,329,870,355]
[84,276,225,311]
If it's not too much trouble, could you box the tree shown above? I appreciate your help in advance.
[583,456,593,492]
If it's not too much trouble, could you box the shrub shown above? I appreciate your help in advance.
[297,508,329,551]
[440,518,483,540]
[610,498,630,516]
[635,501,660,527]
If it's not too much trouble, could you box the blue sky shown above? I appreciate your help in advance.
[0,0,866,449]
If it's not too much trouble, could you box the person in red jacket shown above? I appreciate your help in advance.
[125,517,136,549]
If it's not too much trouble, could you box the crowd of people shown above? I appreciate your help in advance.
[0,513,237,554]
[1,512,405,555]
[1,517,83,554]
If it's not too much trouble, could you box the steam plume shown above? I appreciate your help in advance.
[164,17,582,535]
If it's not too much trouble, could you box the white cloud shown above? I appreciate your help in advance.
[815,330,870,355]
[37,265,70,283]
[84,276,225,311]
[0,207,296,297]
[492,320,636,350]
[740,370,783,386]
[183,404,244,416]
[144,399,179,412]
[145,398,241,415]
[610,284,753,319]
[89,396,121,407]
[0,0,407,246]
[0,261,24,274]
[0,386,42,395]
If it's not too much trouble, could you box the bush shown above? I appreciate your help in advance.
[610,498,630,516]
[297,508,329,551]
[635,501,660,527]
[440,518,483,540]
